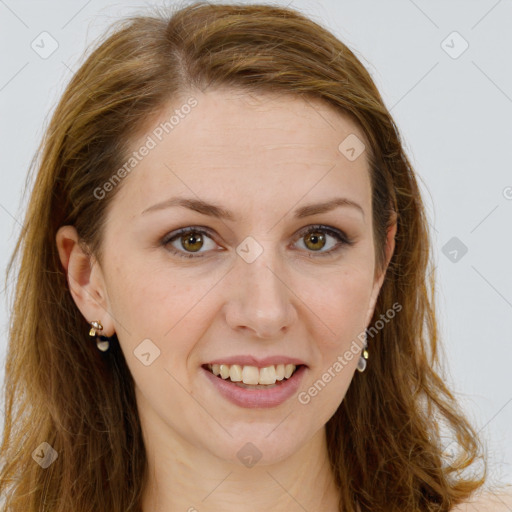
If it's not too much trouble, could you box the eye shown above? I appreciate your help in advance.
[161,224,354,259]
[161,227,218,259]
[293,224,354,257]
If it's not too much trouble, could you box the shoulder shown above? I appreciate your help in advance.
[450,488,512,511]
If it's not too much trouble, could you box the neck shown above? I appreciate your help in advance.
[140,415,340,511]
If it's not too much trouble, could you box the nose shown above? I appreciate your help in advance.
[223,246,297,339]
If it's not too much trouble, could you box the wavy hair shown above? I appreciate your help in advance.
[0,2,486,510]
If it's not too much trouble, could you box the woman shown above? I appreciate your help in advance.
[1,2,508,511]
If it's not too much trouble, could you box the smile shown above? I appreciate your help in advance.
[205,362,299,386]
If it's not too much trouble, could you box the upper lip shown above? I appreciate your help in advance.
[204,355,307,368]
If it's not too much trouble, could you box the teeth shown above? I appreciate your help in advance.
[275,364,285,381]
[242,365,259,385]
[207,363,298,385]
[219,364,230,379]
[229,364,243,382]
[284,364,295,379]
[259,366,277,385]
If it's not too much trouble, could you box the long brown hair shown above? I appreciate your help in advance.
[0,2,486,510]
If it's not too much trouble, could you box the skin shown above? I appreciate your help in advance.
[57,88,397,511]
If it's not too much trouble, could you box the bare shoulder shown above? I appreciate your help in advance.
[451,487,512,511]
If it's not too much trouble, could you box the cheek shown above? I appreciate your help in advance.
[104,256,211,356]
[302,265,374,349]
[296,269,372,415]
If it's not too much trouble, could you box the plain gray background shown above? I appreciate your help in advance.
[1,0,511,490]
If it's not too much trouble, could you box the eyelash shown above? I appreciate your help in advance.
[160,224,354,260]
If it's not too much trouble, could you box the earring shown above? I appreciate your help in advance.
[89,320,110,352]
[356,330,369,372]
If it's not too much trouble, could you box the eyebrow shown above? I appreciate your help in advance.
[141,196,365,220]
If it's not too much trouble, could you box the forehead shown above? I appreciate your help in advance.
[111,88,372,220]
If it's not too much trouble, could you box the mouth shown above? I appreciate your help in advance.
[202,363,304,389]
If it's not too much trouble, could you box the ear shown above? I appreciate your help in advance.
[365,212,398,326]
[56,225,116,337]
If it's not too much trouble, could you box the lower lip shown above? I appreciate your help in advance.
[202,365,307,409]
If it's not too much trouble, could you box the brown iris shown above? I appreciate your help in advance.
[303,230,326,251]
[181,232,204,252]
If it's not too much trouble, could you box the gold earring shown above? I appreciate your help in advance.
[89,320,103,336]
[89,321,110,352]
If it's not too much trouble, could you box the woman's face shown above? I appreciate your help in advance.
[88,88,394,465]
